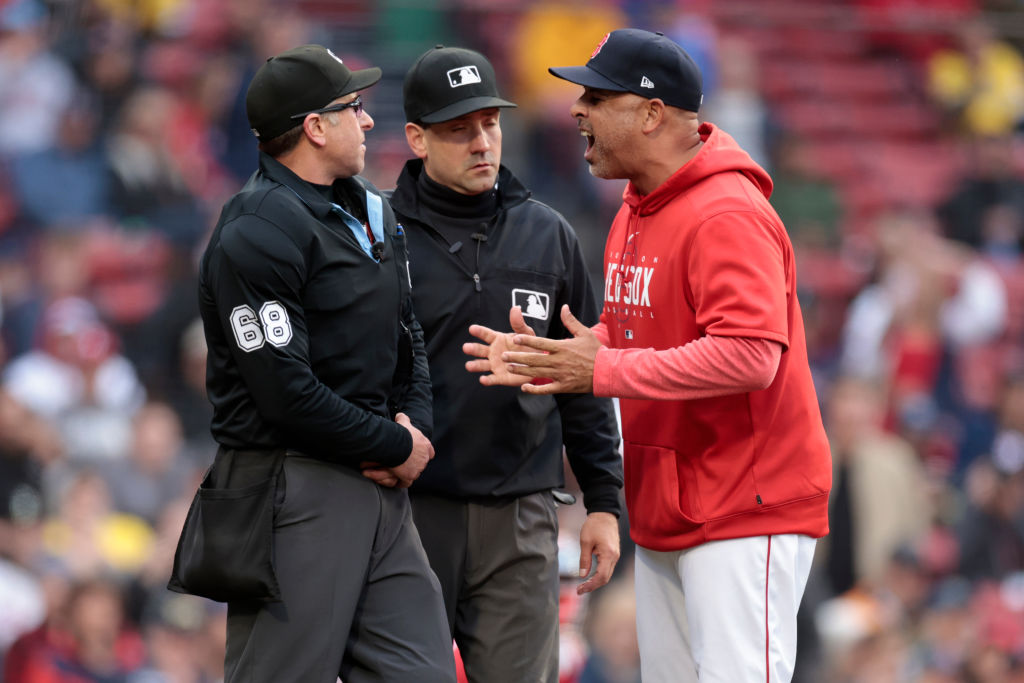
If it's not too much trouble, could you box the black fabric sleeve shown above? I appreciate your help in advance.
[552,221,624,516]
[394,293,434,438]
[380,184,433,438]
[217,215,412,467]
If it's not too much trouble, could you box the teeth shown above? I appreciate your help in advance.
[581,131,592,137]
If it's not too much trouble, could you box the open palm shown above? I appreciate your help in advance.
[463,307,536,387]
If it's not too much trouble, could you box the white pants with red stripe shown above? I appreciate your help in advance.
[634,534,816,683]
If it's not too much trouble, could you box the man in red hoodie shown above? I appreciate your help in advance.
[465,28,832,683]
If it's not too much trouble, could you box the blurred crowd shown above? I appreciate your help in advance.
[1,0,1024,681]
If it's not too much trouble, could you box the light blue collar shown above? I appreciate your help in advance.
[330,191,384,260]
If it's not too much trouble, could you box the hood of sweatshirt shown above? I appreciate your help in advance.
[623,123,773,216]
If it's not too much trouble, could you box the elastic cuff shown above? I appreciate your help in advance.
[582,484,623,518]
[380,421,414,467]
[592,347,620,397]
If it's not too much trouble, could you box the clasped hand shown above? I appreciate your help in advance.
[361,412,433,488]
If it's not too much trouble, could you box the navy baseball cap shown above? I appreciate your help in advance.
[549,28,703,112]
[246,44,382,142]
[404,45,516,124]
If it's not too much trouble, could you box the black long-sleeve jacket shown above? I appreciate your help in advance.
[388,160,623,515]
[198,152,431,467]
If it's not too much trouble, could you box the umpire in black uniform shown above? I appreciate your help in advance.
[389,46,624,682]
[196,45,455,682]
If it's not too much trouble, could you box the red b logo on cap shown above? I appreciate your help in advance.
[591,33,610,59]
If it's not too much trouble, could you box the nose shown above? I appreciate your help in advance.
[469,124,490,152]
[360,109,374,130]
[570,98,587,120]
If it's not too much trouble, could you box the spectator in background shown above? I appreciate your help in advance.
[937,133,1024,251]
[910,576,975,681]
[1,558,71,682]
[956,452,1024,580]
[509,1,628,280]
[0,389,60,525]
[0,0,76,157]
[700,34,773,172]
[978,202,1023,264]
[40,470,154,580]
[98,401,195,526]
[105,86,205,247]
[768,134,843,251]
[76,18,139,133]
[0,391,58,661]
[3,297,146,464]
[133,592,224,683]
[821,375,933,596]
[8,91,111,228]
[0,230,88,361]
[5,577,145,682]
[512,1,627,116]
[663,12,719,101]
[577,579,641,683]
[927,16,1024,137]
[217,5,313,184]
[814,546,933,681]
[838,208,1006,436]
[0,552,46,665]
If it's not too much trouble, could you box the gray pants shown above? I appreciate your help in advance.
[410,490,560,683]
[225,455,456,683]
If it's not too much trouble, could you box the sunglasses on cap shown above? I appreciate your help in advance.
[290,96,364,121]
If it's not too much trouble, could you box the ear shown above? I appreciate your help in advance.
[405,122,428,160]
[303,114,329,148]
[640,99,666,135]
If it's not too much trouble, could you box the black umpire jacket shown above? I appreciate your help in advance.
[388,160,623,515]
[198,152,431,467]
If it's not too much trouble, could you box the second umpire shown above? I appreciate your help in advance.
[389,45,624,682]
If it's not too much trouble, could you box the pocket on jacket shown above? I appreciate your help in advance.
[624,443,703,538]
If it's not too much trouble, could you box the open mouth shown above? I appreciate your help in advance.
[581,129,595,159]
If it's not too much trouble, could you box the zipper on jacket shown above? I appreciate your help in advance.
[407,214,498,293]
[471,230,487,293]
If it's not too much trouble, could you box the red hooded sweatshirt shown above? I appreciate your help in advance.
[594,123,831,552]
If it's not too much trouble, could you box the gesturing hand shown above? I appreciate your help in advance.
[463,306,538,387]
[502,305,601,395]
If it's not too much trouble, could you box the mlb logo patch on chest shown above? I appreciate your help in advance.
[513,289,550,320]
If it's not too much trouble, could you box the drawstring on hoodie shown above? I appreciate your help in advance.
[614,214,639,324]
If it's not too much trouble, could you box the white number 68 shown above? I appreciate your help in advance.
[230,302,293,351]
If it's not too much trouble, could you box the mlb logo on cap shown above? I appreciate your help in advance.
[447,66,481,88]
[403,45,517,124]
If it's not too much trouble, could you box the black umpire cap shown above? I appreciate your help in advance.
[246,44,382,142]
[403,45,517,124]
